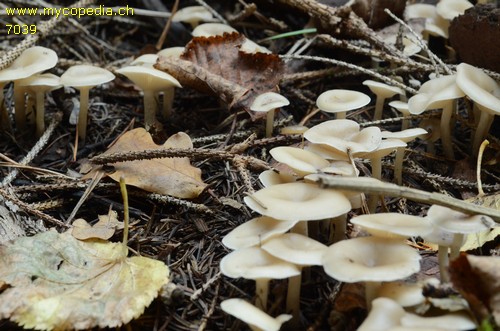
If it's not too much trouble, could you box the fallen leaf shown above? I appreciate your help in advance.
[72,210,123,240]
[0,229,169,330]
[450,254,500,327]
[95,128,206,198]
[155,32,285,119]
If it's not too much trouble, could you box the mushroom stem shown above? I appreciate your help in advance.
[449,233,465,260]
[329,214,347,244]
[143,90,157,130]
[368,157,382,212]
[161,87,175,118]
[35,91,45,137]
[373,97,386,121]
[77,87,90,141]
[438,245,450,283]
[440,102,455,159]
[364,281,381,309]
[472,109,494,156]
[14,85,27,130]
[286,271,302,325]
[265,109,275,138]
[255,278,270,311]
[290,221,308,238]
[394,147,405,185]
[336,111,346,120]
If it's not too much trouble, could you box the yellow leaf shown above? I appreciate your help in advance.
[0,229,169,330]
[71,210,123,240]
[99,128,206,198]
[462,193,500,250]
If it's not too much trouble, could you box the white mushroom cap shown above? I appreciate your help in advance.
[0,46,58,82]
[436,0,473,21]
[221,298,292,331]
[157,47,185,58]
[220,246,300,280]
[381,128,428,143]
[261,233,327,266]
[377,281,427,308]
[363,80,404,99]
[456,63,500,115]
[116,65,181,91]
[280,125,309,136]
[270,146,329,177]
[405,4,449,38]
[191,23,237,37]
[304,119,382,155]
[18,73,61,91]
[401,311,476,330]
[243,182,351,222]
[250,92,289,113]
[389,101,411,116]
[408,75,464,115]
[222,216,298,250]
[350,213,433,239]
[427,205,495,234]
[130,54,159,66]
[61,65,115,89]
[172,6,214,28]
[357,297,406,331]
[304,143,350,161]
[359,138,407,159]
[258,170,297,187]
[321,160,359,177]
[322,236,421,282]
[240,39,272,54]
[316,89,371,113]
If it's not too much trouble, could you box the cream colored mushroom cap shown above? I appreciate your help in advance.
[262,233,328,266]
[351,213,433,239]
[363,80,404,98]
[130,54,159,66]
[157,47,185,58]
[304,119,382,155]
[251,92,289,112]
[322,236,421,282]
[258,170,297,187]
[456,63,500,116]
[321,160,359,177]
[280,125,309,135]
[436,0,473,20]
[401,311,477,330]
[221,298,292,331]
[192,23,237,37]
[381,128,428,143]
[172,6,214,26]
[316,89,371,113]
[244,182,351,222]
[61,65,115,88]
[222,216,298,250]
[357,297,406,331]
[116,65,181,91]
[408,75,464,115]
[18,73,61,90]
[389,101,410,116]
[359,138,407,159]
[270,146,329,176]
[377,281,428,307]
[220,246,300,280]
[0,46,58,82]
[240,39,272,54]
[427,204,495,234]
[304,143,350,161]
[405,3,437,20]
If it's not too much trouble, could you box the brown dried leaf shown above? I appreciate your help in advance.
[72,210,123,240]
[155,32,284,118]
[101,128,206,199]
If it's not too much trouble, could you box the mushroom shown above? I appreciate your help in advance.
[304,119,382,157]
[269,146,329,177]
[407,74,464,159]
[405,3,449,39]
[18,73,61,137]
[250,92,290,137]
[258,170,297,187]
[350,213,433,239]
[0,46,58,130]
[157,47,185,59]
[401,311,476,330]
[381,128,428,185]
[388,101,411,130]
[171,6,214,29]
[456,63,500,155]
[322,236,422,306]
[116,66,181,130]
[261,233,327,324]
[191,23,237,37]
[130,54,158,66]
[60,65,115,141]
[222,216,298,250]
[243,182,351,238]
[436,0,473,21]
[376,280,430,309]
[220,246,300,310]
[221,298,292,331]
[363,80,405,121]
[316,89,371,119]
[357,298,406,331]
[157,47,185,118]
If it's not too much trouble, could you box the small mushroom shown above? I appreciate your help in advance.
[172,6,214,29]
[116,66,181,130]
[191,23,237,37]
[258,170,297,187]
[220,246,300,310]
[316,89,371,119]
[350,213,433,239]
[363,80,405,120]
[157,47,185,118]
[60,65,115,141]
[250,92,290,137]
[436,0,473,21]
[388,101,411,130]
[269,146,329,177]
[221,298,292,331]
[357,297,405,331]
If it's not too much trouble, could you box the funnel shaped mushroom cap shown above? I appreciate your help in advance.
[270,146,329,177]
[456,63,500,115]
[316,89,371,113]
[359,138,406,159]
[157,47,185,58]
[116,66,181,91]
[381,128,428,143]
[251,92,289,112]
[221,299,292,331]
[362,80,404,98]
[130,54,159,66]
[220,246,300,280]
[258,170,297,187]
[244,182,351,222]
[18,73,61,91]
[322,236,421,282]
[304,119,382,155]
[192,23,237,37]
[61,65,115,89]
[172,6,214,26]
[389,101,410,116]
[350,213,433,239]
[436,0,473,20]
[408,75,464,115]
[262,233,327,266]
[426,205,495,234]
[0,46,58,81]
[222,216,297,250]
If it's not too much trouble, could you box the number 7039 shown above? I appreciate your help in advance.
[6,24,37,34]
